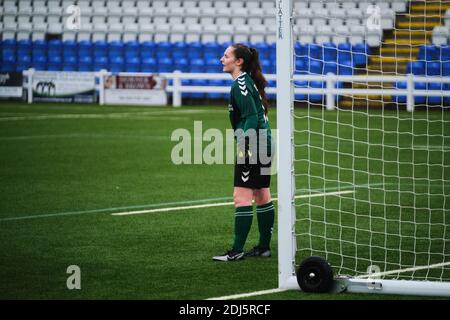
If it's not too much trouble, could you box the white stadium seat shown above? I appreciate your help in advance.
[432,26,449,46]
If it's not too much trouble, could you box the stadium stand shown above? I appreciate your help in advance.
[0,0,450,103]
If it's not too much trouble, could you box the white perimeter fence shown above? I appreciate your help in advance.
[22,69,450,110]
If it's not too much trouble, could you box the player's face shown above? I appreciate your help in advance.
[220,47,241,74]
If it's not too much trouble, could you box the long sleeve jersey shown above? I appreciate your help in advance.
[228,72,272,156]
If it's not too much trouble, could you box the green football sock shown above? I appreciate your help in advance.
[256,201,275,248]
[232,205,254,252]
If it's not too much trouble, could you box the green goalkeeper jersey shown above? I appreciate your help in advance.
[228,72,272,155]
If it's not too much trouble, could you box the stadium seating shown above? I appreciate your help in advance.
[1,0,398,74]
[0,0,449,102]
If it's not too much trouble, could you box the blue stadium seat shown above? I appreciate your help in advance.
[16,54,31,71]
[125,41,140,59]
[108,41,124,58]
[189,58,206,72]
[338,60,353,75]
[353,43,369,66]
[269,60,276,74]
[17,39,32,56]
[323,61,338,74]
[204,42,221,60]
[63,40,77,57]
[337,43,352,64]
[32,55,47,71]
[418,44,439,61]
[306,43,322,60]
[63,55,77,71]
[440,45,450,61]
[109,56,124,72]
[173,42,187,60]
[443,61,450,76]
[268,43,276,61]
[47,55,62,71]
[93,40,108,57]
[2,53,16,72]
[187,42,203,59]
[78,56,93,71]
[32,39,47,57]
[140,41,156,59]
[406,61,425,75]
[295,42,305,57]
[78,40,92,58]
[125,56,140,72]
[157,57,173,72]
[295,57,308,74]
[141,57,157,73]
[3,39,17,54]
[426,61,441,76]
[93,56,108,71]
[205,58,221,73]
[48,39,62,57]
[293,41,302,53]
[174,58,189,72]
[156,42,172,59]
[260,59,271,74]
[309,60,323,74]
[322,43,337,62]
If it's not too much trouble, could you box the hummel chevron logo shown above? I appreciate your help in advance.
[241,170,250,182]
[237,78,247,96]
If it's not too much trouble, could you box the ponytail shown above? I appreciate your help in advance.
[232,44,270,114]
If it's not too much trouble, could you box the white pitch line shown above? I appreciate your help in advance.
[356,261,450,279]
[206,288,288,300]
[111,190,354,216]
[0,109,215,121]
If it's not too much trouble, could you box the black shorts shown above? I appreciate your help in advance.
[234,159,272,189]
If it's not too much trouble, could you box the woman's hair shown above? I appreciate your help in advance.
[231,43,270,113]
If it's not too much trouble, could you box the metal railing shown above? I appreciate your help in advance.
[23,69,450,111]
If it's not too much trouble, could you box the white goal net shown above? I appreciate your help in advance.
[277,0,450,296]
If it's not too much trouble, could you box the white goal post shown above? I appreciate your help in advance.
[276,0,450,297]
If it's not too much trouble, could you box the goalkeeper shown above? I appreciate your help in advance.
[213,44,275,262]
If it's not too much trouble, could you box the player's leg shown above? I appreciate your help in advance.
[212,185,254,261]
[245,188,275,257]
[231,186,254,252]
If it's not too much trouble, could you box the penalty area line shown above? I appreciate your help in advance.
[111,190,354,217]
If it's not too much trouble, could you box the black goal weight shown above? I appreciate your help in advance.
[296,256,334,293]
